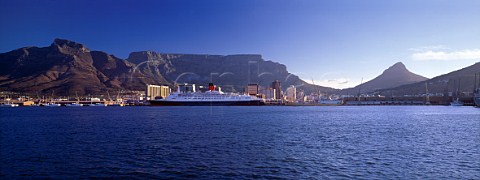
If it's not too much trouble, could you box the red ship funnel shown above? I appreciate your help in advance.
[208,83,215,91]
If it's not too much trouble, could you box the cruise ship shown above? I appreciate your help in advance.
[475,88,480,107]
[149,83,265,106]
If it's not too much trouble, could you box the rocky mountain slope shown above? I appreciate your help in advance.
[125,51,335,93]
[340,62,428,95]
[378,62,480,96]
[0,39,335,95]
[0,39,167,95]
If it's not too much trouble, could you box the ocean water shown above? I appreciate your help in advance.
[1,106,479,179]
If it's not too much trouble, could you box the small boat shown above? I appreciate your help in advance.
[86,103,107,107]
[45,91,61,107]
[0,103,19,107]
[319,97,343,105]
[67,92,83,107]
[44,103,61,107]
[450,98,464,106]
[66,103,83,107]
[450,79,464,106]
[1,97,19,107]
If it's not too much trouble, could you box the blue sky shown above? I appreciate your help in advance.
[1,0,479,89]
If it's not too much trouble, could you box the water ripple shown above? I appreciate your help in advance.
[1,106,479,179]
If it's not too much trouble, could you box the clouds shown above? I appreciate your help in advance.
[410,46,480,61]
[310,78,357,90]
[408,45,448,52]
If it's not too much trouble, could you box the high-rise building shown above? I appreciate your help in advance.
[286,85,296,102]
[146,84,170,100]
[296,90,305,102]
[259,88,276,100]
[247,84,259,95]
[271,80,282,100]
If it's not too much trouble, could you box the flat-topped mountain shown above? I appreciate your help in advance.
[340,62,428,95]
[0,39,335,95]
[125,51,337,94]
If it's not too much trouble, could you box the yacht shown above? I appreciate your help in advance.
[0,98,19,107]
[44,103,61,107]
[86,103,107,107]
[45,91,61,107]
[319,96,343,105]
[66,103,83,107]
[0,103,19,107]
[450,98,464,106]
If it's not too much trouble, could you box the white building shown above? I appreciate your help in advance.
[259,88,276,100]
[286,85,296,102]
[146,84,171,100]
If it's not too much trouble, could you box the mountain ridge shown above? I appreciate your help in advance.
[0,38,336,95]
[378,62,480,96]
[340,62,428,95]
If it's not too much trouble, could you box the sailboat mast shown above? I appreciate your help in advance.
[457,79,461,97]
[425,82,430,104]
[357,78,363,101]
[475,73,478,93]
[75,91,79,103]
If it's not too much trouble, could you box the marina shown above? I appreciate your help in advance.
[1,91,479,107]
[2,77,480,107]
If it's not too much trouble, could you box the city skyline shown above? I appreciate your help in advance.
[1,0,479,89]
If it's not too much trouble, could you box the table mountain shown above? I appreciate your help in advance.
[126,51,335,93]
[0,39,335,95]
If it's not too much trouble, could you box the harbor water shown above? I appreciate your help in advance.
[1,106,479,179]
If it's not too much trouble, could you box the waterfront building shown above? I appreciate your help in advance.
[305,94,318,103]
[296,90,305,102]
[146,84,171,100]
[259,88,276,100]
[22,101,35,106]
[286,85,296,102]
[247,84,259,95]
[271,80,282,100]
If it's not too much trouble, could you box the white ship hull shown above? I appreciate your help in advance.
[150,99,264,106]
